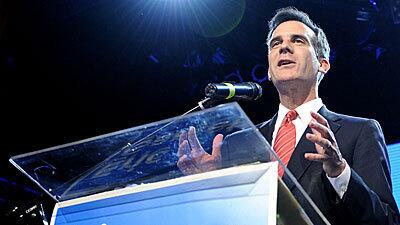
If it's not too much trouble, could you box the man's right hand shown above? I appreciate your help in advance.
[177,126,223,175]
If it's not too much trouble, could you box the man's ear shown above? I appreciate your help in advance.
[318,58,330,74]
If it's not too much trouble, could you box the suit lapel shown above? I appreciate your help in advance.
[286,105,342,190]
[319,106,341,134]
[257,112,308,189]
[257,113,277,144]
[285,125,316,190]
[257,105,342,190]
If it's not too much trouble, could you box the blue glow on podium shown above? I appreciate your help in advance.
[388,142,400,205]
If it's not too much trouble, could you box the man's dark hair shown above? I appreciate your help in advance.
[266,7,330,60]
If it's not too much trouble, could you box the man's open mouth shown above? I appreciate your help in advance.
[278,59,295,67]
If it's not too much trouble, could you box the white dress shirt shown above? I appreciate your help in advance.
[271,98,351,198]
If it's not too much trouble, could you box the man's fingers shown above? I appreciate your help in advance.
[311,112,329,127]
[179,130,188,145]
[211,134,224,157]
[177,155,199,175]
[178,140,191,158]
[187,126,203,151]
[309,121,330,136]
[177,155,187,170]
[306,133,333,153]
[304,152,331,162]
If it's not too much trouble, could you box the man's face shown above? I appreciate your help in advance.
[267,20,326,87]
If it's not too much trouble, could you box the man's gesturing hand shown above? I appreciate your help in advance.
[177,126,223,175]
[304,112,346,177]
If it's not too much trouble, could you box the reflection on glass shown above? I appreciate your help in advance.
[10,103,270,201]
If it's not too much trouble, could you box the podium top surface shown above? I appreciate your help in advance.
[10,102,272,201]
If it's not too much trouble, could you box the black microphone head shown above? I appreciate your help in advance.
[204,82,262,101]
[247,82,263,100]
[204,83,219,98]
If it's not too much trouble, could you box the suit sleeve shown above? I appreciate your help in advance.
[221,129,270,168]
[331,119,399,224]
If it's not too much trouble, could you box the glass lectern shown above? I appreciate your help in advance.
[10,102,329,225]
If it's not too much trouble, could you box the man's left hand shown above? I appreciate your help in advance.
[304,111,346,177]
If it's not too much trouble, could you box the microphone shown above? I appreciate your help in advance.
[204,82,262,101]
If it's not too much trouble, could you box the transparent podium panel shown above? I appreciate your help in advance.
[9,103,270,201]
[10,102,329,225]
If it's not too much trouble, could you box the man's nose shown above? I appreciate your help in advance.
[279,40,293,54]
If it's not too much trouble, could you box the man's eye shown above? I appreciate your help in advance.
[271,41,281,47]
[293,38,305,44]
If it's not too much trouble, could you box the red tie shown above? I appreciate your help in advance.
[274,110,298,177]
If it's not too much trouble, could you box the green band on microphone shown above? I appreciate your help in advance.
[223,82,235,99]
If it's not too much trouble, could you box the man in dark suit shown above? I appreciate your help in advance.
[177,7,399,225]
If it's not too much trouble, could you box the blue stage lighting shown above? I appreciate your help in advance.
[388,142,400,205]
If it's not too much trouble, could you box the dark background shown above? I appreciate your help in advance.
[1,0,399,223]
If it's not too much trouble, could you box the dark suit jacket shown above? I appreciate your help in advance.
[254,106,399,225]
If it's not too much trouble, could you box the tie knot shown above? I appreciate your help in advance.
[285,110,298,123]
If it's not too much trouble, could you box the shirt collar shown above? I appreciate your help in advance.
[276,98,324,126]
